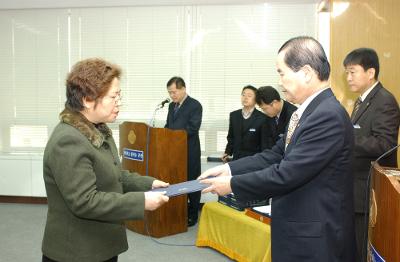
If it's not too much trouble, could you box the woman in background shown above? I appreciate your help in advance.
[222,85,267,162]
[42,58,169,262]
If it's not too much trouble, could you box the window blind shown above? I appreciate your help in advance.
[0,3,317,157]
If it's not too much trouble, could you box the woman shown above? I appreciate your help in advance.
[222,85,267,162]
[42,58,169,262]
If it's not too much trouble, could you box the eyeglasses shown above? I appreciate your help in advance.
[105,93,122,105]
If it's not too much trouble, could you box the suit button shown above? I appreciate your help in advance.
[114,161,118,165]
[118,177,122,182]
[103,144,109,149]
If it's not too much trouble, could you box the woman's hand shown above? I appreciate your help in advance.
[151,179,169,189]
[144,192,169,211]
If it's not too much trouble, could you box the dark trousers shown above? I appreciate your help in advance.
[188,191,201,220]
[355,212,368,262]
[187,162,201,221]
[43,255,118,262]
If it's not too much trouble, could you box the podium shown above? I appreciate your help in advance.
[119,122,188,237]
[369,162,400,261]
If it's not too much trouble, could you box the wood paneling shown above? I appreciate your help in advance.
[330,0,400,160]
[0,196,47,204]
[370,164,400,262]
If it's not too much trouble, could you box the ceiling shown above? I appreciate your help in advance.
[0,0,321,10]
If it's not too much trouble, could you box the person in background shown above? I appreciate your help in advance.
[256,85,297,150]
[199,36,356,262]
[222,85,267,162]
[42,58,169,262]
[343,47,400,262]
[165,76,202,227]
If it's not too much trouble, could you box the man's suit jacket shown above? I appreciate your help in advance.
[229,89,355,262]
[261,100,297,150]
[352,82,400,213]
[225,108,267,160]
[165,96,202,180]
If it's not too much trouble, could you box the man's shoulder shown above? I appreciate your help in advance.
[283,100,297,114]
[230,109,242,116]
[374,83,398,103]
[186,96,202,107]
[321,95,346,112]
[253,108,265,117]
[302,88,338,117]
[316,96,350,125]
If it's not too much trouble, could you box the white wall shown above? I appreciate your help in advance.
[0,154,46,197]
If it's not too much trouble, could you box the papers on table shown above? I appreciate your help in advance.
[252,205,271,217]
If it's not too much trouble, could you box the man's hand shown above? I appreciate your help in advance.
[151,179,169,189]
[144,192,169,211]
[200,176,232,196]
[221,153,230,163]
[198,164,230,180]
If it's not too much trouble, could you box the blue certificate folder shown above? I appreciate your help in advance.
[150,179,211,197]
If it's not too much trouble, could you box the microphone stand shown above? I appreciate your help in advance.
[149,104,162,127]
[149,99,170,127]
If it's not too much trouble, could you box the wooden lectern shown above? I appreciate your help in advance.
[119,122,188,238]
[369,162,400,261]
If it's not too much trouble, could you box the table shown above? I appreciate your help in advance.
[196,202,271,262]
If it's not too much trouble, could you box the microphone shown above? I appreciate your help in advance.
[149,98,171,127]
[160,98,170,108]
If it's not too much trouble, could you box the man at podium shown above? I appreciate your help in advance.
[343,47,400,262]
[165,76,203,227]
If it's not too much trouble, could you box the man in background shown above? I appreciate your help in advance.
[343,48,400,262]
[256,85,297,149]
[222,85,266,162]
[200,36,356,262]
[165,76,203,227]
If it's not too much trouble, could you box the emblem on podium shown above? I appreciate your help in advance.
[128,130,136,145]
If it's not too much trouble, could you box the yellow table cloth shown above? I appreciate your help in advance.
[196,202,271,262]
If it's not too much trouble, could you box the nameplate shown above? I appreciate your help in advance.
[123,148,144,161]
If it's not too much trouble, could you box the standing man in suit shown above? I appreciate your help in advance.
[199,36,356,262]
[256,85,297,149]
[343,48,400,262]
[222,85,267,162]
[165,76,202,227]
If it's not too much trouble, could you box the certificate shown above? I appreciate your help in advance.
[150,179,211,197]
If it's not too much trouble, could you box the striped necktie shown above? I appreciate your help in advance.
[351,97,362,121]
[173,103,180,117]
[274,116,279,125]
[285,112,299,149]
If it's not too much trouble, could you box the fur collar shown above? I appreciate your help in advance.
[59,108,112,148]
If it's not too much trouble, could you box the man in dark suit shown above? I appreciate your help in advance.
[343,48,400,262]
[200,36,356,262]
[165,76,202,227]
[222,85,267,162]
[256,85,297,149]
